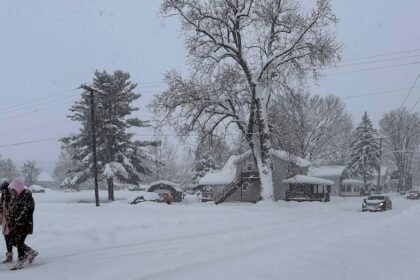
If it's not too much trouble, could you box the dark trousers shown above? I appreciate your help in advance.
[9,233,29,260]
[4,234,13,253]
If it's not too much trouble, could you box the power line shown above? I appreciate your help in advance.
[342,85,420,100]
[341,48,420,63]
[401,73,420,108]
[324,61,420,77]
[0,92,79,116]
[337,54,420,68]
[0,120,73,137]
[0,88,77,112]
[0,138,60,149]
[0,100,74,123]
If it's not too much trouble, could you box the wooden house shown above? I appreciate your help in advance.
[199,150,311,204]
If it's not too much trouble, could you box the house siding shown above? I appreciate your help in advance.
[273,160,308,201]
[231,154,308,201]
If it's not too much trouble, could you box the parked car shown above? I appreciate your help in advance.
[128,192,160,204]
[362,195,392,212]
[128,185,145,191]
[29,185,46,193]
[407,190,420,200]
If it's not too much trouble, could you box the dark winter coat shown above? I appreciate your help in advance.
[7,189,35,235]
[0,187,11,234]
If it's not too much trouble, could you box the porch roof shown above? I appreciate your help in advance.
[234,149,311,168]
[283,175,334,185]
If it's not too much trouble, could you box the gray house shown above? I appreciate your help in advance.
[307,166,349,196]
[200,150,311,204]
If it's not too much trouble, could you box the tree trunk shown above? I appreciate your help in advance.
[254,84,274,200]
[255,150,274,200]
[107,177,114,201]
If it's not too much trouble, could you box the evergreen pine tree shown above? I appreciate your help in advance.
[347,112,380,190]
[0,156,19,181]
[61,70,153,200]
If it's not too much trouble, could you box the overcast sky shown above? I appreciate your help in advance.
[0,0,419,168]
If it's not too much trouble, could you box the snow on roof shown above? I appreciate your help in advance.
[37,171,55,182]
[198,155,239,186]
[342,179,364,186]
[283,175,334,185]
[233,150,311,168]
[372,167,388,176]
[148,180,183,192]
[271,150,311,168]
[308,166,346,177]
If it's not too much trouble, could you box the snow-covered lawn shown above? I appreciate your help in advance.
[2,190,420,280]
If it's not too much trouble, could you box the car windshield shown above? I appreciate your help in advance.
[408,191,418,194]
[368,196,385,200]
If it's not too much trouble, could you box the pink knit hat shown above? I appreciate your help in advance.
[8,179,25,195]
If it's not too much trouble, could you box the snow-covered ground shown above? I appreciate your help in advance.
[2,190,420,280]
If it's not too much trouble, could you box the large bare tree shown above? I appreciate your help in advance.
[380,108,420,191]
[153,0,341,199]
[269,89,352,162]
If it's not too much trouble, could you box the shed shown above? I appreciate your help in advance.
[147,180,184,202]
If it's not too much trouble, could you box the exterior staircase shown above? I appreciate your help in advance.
[214,180,240,205]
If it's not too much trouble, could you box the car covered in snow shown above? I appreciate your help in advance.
[128,185,146,191]
[28,185,47,193]
[362,195,392,212]
[406,190,420,200]
[128,191,161,204]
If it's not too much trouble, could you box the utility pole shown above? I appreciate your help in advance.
[80,84,100,207]
[376,135,386,193]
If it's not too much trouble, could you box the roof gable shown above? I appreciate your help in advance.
[308,166,346,177]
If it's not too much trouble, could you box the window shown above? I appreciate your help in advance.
[347,185,352,192]
[246,162,253,171]
[242,183,250,192]
[340,185,346,192]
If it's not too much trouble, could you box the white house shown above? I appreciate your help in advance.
[308,166,348,196]
[37,171,56,188]
[340,179,364,197]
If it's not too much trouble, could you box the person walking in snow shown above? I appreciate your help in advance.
[0,180,13,263]
[7,179,38,269]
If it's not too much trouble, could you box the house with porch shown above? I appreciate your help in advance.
[283,175,334,202]
[369,166,390,192]
[307,166,349,196]
[199,150,311,204]
[340,179,364,196]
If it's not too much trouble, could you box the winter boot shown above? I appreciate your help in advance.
[10,258,24,270]
[1,252,13,264]
[24,248,38,264]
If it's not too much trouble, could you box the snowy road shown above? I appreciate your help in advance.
[2,191,420,280]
